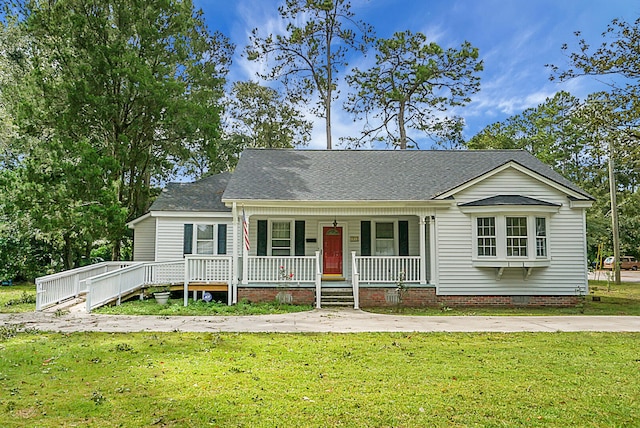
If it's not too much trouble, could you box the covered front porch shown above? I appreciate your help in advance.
[231,204,438,291]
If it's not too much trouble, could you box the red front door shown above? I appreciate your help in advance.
[323,226,343,275]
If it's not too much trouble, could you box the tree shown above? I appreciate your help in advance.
[227,81,312,149]
[465,92,639,264]
[549,17,640,277]
[344,30,482,149]
[2,0,234,265]
[468,91,591,182]
[246,0,373,150]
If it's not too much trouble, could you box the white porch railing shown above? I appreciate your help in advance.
[36,257,235,312]
[356,256,421,283]
[185,255,233,283]
[35,262,136,311]
[246,256,318,283]
[144,260,185,284]
[37,254,420,312]
[85,263,147,311]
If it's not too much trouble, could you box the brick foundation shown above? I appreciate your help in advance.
[358,287,578,308]
[237,286,578,308]
[238,287,315,305]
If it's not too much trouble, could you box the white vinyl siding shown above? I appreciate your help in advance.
[437,167,588,295]
[132,217,156,261]
[155,216,232,261]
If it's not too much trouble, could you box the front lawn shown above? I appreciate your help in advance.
[2,280,638,316]
[94,297,312,316]
[0,330,637,427]
[0,283,36,313]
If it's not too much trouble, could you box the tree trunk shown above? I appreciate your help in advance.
[326,95,332,150]
[63,233,74,270]
[325,25,332,150]
[398,101,407,150]
[111,240,121,261]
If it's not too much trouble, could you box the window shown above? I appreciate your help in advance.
[535,217,547,257]
[506,217,527,256]
[184,223,227,255]
[477,217,496,256]
[196,225,215,254]
[271,221,291,256]
[375,222,394,255]
[472,215,551,263]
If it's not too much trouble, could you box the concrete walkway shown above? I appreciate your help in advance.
[2,309,640,333]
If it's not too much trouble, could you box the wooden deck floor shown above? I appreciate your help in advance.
[167,282,229,292]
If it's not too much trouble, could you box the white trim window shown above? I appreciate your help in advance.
[477,217,496,256]
[186,223,227,255]
[196,224,215,254]
[375,222,395,256]
[472,215,550,263]
[271,221,291,256]
[535,217,547,257]
[506,217,527,257]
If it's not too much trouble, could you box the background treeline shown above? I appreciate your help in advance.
[0,1,638,280]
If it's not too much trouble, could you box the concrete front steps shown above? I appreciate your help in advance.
[319,287,355,307]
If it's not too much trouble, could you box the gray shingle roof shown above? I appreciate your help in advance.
[458,195,561,207]
[222,149,592,201]
[150,172,231,212]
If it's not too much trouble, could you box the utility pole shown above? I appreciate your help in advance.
[608,136,621,285]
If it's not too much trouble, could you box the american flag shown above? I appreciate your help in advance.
[242,208,250,251]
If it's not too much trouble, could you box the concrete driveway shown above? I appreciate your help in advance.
[589,269,640,283]
[2,309,640,333]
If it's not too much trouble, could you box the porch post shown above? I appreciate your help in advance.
[419,216,427,285]
[351,251,359,309]
[429,216,437,285]
[232,202,239,303]
[183,256,189,307]
[315,251,322,309]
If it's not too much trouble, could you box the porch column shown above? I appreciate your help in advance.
[419,216,427,285]
[429,216,437,285]
[232,202,239,304]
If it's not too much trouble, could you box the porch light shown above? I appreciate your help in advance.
[326,218,340,236]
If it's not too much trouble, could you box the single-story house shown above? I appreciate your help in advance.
[127,149,594,307]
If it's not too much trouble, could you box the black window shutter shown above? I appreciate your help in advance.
[361,221,371,256]
[218,224,227,255]
[257,220,267,256]
[295,221,305,256]
[183,224,193,255]
[399,221,409,256]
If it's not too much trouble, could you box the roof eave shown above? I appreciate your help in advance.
[434,161,592,201]
[222,198,454,208]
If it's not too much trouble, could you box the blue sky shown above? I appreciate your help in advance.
[194,0,639,149]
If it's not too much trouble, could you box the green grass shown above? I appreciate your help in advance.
[0,330,637,427]
[0,283,36,313]
[1,280,638,316]
[94,297,313,316]
[369,280,640,316]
